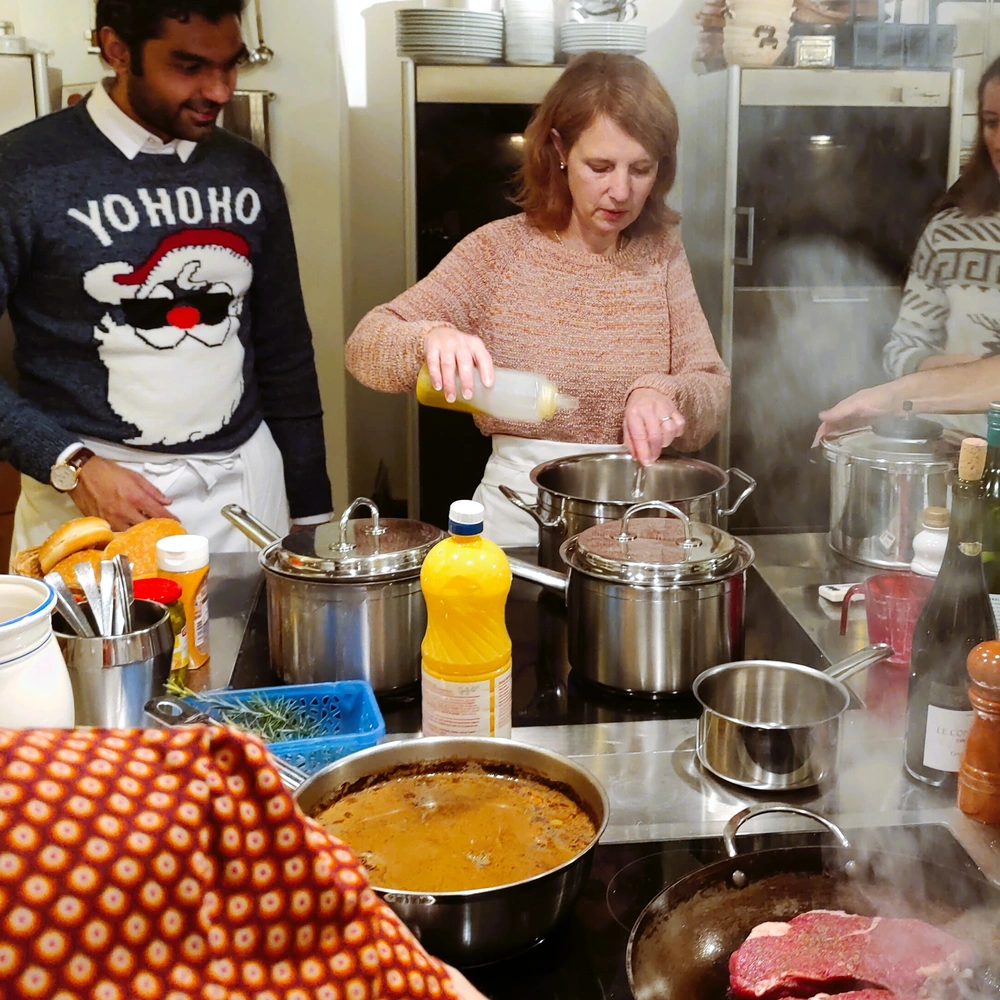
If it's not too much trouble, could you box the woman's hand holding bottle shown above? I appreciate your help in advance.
[423,325,495,402]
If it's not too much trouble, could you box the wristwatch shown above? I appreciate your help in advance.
[50,447,95,492]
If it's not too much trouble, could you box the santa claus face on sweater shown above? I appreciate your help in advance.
[83,229,252,446]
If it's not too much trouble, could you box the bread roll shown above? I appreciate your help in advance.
[52,549,107,592]
[38,517,114,575]
[105,518,186,578]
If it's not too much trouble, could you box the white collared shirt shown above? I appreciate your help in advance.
[86,78,198,163]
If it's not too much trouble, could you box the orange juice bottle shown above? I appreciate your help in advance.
[421,500,513,738]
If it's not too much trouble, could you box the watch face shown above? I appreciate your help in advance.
[51,464,78,492]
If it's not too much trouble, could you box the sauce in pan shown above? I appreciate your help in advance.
[313,766,596,892]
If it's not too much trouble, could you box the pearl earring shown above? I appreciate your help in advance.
[559,161,566,171]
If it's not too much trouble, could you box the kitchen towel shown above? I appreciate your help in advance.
[0,725,458,1000]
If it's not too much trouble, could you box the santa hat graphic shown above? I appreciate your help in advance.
[83,229,253,308]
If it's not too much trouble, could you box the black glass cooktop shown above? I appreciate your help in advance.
[458,824,988,1000]
[230,577,703,734]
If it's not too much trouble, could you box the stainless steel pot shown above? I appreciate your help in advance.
[822,425,959,570]
[510,501,754,696]
[692,642,892,790]
[500,451,756,569]
[223,500,444,694]
[292,736,610,966]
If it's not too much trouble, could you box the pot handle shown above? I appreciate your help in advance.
[222,503,282,549]
[723,805,851,859]
[719,468,757,517]
[499,485,563,529]
[620,501,694,547]
[508,557,569,597]
[823,642,893,684]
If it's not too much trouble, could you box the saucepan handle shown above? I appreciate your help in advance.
[222,503,282,549]
[719,468,757,518]
[824,642,892,684]
[508,557,569,597]
[723,804,851,858]
[499,485,563,529]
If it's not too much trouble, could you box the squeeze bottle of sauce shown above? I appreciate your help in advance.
[156,535,210,669]
[420,500,513,738]
[416,364,579,423]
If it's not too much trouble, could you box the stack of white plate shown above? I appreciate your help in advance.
[504,0,556,65]
[396,8,504,64]
[559,21,647,54]
[722,0,792,65]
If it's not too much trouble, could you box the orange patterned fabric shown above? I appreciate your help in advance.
[0,726,459,1000]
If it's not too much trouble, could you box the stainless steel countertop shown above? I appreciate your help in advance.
[204,538,1000,885]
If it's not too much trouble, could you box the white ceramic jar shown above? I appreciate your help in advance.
[0,576,75,727]
[910,506,950,578]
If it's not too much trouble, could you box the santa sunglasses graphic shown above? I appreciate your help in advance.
[83,229,253,447]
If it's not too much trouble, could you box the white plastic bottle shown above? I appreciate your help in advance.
[910,506,949,578]
[416,364,578,423]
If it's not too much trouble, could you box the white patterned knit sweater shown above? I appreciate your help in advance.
[882,208,1000,433]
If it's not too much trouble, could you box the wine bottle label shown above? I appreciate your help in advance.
[923,705,974,772]
[991,594,1000,635]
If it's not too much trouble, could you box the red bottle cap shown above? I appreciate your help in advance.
[133,578,183,605]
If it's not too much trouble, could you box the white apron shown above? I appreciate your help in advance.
[12,422,290,557]
[473,435,625,547]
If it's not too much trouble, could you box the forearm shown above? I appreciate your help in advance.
[0,384,79,483]
[883,357,1000,414]
[268,412,332,519]
[344,308,431,393]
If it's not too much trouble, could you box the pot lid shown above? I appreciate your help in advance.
[564,501,745,584]
[871,402,943,443]
[821,426,959,469]
[265,498,444,580]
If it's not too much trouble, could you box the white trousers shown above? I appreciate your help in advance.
[13,422,290,556]
[473,435,623,547]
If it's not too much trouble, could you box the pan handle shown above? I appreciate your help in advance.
[499,485,563,529]
[222,503,282,549]
[724,805,851,859]
[719,468,757,518]
[508,557,569,597]
[823,643,893,684]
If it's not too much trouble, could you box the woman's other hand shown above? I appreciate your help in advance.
[423,325,495,403]
[813,383,897,445]
[444,965,490,1000]
[624,388,686,466]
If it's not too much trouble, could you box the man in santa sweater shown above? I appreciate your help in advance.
[0,0,333,552]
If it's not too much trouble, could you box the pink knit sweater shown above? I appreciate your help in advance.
[346,214,730,451]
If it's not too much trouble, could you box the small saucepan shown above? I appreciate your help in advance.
[692,643,892,791]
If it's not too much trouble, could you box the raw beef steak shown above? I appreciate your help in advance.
[729,909,972,999]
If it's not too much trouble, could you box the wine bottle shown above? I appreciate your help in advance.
[904,437,997,788]
[980,402,1000,632]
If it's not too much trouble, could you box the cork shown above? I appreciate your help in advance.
[959,436,988,482]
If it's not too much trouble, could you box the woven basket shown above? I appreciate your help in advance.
[11,546,42,580]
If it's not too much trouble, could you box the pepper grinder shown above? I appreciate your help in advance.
[958,640,1000,825]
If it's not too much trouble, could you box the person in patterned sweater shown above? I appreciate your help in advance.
[816,56,1000,441]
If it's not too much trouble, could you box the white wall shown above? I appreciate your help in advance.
[0,0,351,514]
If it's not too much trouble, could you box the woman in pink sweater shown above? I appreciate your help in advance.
[346,53,729,545]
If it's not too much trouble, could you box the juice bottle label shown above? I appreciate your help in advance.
[990,594,1000,635]
[422,663,512,738]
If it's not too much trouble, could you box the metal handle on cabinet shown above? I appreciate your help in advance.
[811,293,871,304]
[734,206,754,267]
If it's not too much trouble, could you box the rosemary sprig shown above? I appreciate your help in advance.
[166,678,323,743]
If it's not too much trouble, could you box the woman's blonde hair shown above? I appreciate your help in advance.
[513,52,680,236]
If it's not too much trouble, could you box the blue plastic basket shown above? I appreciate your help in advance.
[186,681,385,774]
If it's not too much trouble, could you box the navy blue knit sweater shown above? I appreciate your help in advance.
[0,99,332,518]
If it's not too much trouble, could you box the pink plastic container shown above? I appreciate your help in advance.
[839,572,935,668]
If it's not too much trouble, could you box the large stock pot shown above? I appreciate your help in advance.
[223,499,444,694]
[501,451,755,569]
[510,501,754,696]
